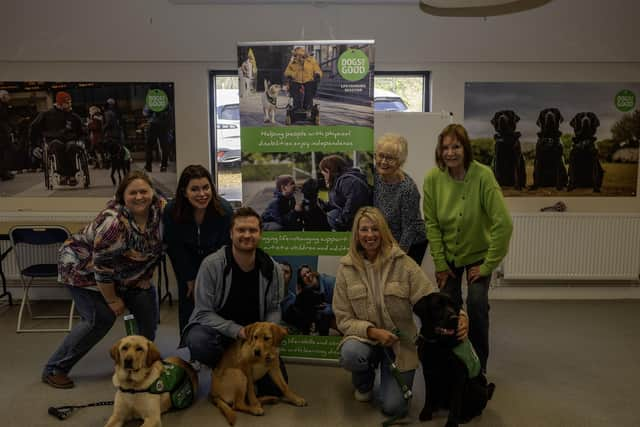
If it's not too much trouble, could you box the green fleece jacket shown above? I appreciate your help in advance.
[423,161,513,277]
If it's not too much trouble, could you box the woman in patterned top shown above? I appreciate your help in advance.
[373,133,428,265]
[42,170,166,389]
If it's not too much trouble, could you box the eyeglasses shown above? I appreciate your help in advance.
[375,152,399,164]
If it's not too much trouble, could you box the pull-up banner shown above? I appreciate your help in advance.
[238,40,375,362]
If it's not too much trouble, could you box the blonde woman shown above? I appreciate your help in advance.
[332,207,468,417]
[374,133,428,264]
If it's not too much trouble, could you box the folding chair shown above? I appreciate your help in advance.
[9,226,75,333]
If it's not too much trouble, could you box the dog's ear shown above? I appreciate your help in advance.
[536,110,544,127]
[570,114,578,129]
[554,108,564,123]
[244,322,258,341]
[490,112,499,127]
[110,339,121,364]
[146,341,162,366]
[271,323,289,346]
[589,112,600,128]
[413,294,431,318]
[512,111,520,123]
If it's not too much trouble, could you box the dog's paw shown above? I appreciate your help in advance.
[290,395,307,407]
[249,406,265,416]
[444,421,458,427]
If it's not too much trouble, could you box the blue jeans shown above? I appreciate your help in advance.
[441,260,490,372]
[340,339,415,416]
[183,323,288,397]
[44,285,158,376]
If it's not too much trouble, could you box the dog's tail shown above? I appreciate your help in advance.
[212,396,237,426]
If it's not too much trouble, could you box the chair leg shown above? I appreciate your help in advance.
[16,284,31,333]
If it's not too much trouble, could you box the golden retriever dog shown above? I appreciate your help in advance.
[210,322,307,425]
[105,335,198,427]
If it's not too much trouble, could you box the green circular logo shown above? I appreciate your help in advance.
[615,89,635,112]
[337,49,369,82]
[146,89,169,112]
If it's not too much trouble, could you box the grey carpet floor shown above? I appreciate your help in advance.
[0,298,639,427]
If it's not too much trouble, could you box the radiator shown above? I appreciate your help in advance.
[501,213,640,281]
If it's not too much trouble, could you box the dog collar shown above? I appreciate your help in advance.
[118,387,148,394]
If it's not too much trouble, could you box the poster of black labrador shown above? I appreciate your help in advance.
[0,81,176,198]
[464,82,639,197]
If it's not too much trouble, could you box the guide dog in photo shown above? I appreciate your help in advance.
[491,110,526,190]
[568,112,604,192]
[262,80,282,124]
[300,178,331,231]
[105,335,198,427]
[413,293,494,427]
[532,107,568,190]
[210,322,306,425]
[109,142,131,186]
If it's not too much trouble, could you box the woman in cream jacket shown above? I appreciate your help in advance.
[333,207,467,417]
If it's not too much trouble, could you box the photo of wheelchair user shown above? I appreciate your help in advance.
[29,91,90,188]
[284,46,323,125]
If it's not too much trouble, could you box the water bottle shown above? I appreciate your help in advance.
[124,314,138,336]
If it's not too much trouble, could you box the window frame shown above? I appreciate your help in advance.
[374,71,431,112]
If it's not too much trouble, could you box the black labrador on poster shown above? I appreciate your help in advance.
[568,112,604,192]
[108,142,131,186]
[532,108,568,190]
[491,110,527,190]
[300,178,331,231]
[413,293,494,427]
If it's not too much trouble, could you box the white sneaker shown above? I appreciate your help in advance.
[354,389,373,402]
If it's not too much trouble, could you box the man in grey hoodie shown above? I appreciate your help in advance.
[182,206,285,393]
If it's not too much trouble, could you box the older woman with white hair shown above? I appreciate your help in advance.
[373,133,428,265]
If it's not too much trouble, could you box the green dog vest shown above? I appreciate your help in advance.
[452,339,481,379]
[147,361,194,409]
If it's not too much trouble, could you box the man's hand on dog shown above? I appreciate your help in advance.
[457,311,469,341]
[436,270,456,289]
[367,327,398,347]
[238,327,247,340]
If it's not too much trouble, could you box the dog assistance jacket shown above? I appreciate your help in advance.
[333,245,437,372]
[185,245,283,339]
[143,361,194,409]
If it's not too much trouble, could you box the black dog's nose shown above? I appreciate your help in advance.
[124,358,133,369]
[254,349,261,357]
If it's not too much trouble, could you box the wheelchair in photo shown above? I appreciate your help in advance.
[285,78,320,126]
[40,138,91,189]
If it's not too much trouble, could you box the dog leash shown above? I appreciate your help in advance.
[48,401,114,420]
[380,329,413,427]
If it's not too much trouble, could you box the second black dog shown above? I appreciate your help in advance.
[532,107,568,190]
[568,112,604,192]
[413,293,494,427]
[491,110,526,190]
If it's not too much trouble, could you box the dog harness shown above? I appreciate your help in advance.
[119,362,194,409]
[453,339,481,379]
[266,92,277,106]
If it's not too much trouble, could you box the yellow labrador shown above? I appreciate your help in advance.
[105,335,198,427]
[210,322,306,425]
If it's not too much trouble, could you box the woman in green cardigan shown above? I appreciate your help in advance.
[423,124,513,372]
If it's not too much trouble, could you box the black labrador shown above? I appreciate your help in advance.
[413,293,494,427]
[108,142,131,185]
[568,112,604,192]
[491,110,526,190]
[300,178,331,231]
[532,108,568,190]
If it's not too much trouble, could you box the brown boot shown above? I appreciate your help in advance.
[42,372,75,389]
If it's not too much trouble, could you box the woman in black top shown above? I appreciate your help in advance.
[163,165,233,333]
